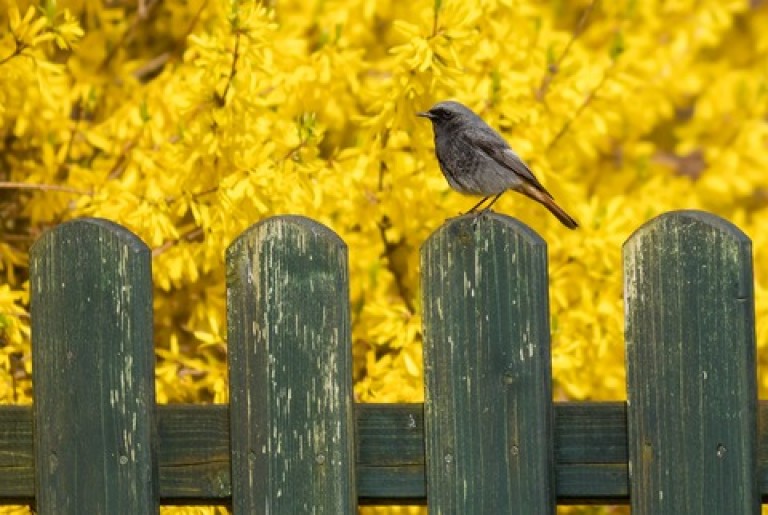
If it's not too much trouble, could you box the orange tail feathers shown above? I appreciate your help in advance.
[518,183,579,230]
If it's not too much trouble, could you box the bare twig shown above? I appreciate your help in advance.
[132,0,209,82]
[536,0,599,102]
[0,232,35,242]
[98,0,162,72]
[152,227,205,257]
[376,218,416,315]
[107,138,139,180]
[432,0,441,37]
[132,52,170,81]
[0,310,30,319]
[546,67,611,152]
[0,41,27,66]
[0,181,92,195]
[215,32,241,106]
[185,0,209,38]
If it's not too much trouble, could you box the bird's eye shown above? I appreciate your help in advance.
[434,109,451,120]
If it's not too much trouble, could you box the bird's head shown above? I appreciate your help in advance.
[417,101,478,127]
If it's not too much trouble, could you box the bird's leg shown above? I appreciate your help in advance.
[479,192,505,213]
[466,195,492,213]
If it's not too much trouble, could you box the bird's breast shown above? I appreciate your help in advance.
[435,132,521,195]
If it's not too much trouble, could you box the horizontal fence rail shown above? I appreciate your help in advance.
[0,211,763,512]
[4,402,768,504]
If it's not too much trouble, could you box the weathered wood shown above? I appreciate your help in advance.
[356,404,425,467]
[5,402,768,503]
[1,210,765,508]
[156,404,230,501]
[356,404,426,504]
[420,213,556,513]
[0,405,33,502]
[624,210,759,514]
[29,218,158,513]
[226,216,356,513]
[553,402,630,504]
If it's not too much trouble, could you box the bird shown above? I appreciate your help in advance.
[417,100,578,229]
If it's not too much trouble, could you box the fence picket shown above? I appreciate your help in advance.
[226,216,356,513]
[421,213,556,514]
[624,210,759,514]
[0,210,763,509]
[29,218,158,514]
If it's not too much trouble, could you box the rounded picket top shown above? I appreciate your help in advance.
[30,216,153,315]
[226,214,347,259]
[30,216,149,259]
[422,212,547,254]
[624,209,750,251]
[623,209,753,314]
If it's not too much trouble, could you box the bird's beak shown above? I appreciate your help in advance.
[417,111,432,119]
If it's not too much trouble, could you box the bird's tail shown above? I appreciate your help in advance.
[519,183,579,230]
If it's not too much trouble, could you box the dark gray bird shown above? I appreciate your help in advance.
[418,100,578,229]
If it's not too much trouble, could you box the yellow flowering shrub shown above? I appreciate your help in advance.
[2,0,768,513]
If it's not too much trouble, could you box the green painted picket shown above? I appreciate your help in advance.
[0,210,761,513]
[421,215,555,513]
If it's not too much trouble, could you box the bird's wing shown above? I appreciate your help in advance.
[469,130,555,199]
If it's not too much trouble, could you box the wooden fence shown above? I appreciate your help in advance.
[0,210,763,513]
